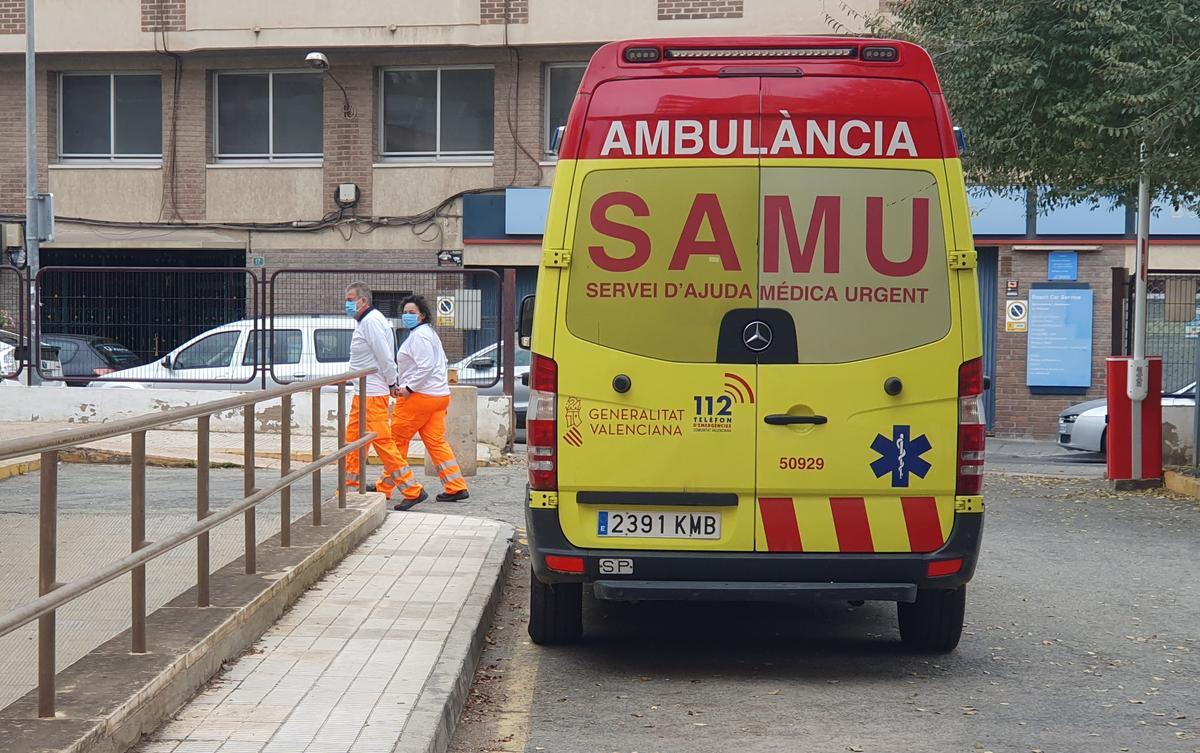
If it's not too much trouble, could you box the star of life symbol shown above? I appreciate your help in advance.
[870,425,931,488]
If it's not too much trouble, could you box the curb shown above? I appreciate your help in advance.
[1164,470,1200,498]
[0,494,388,753]
[394,519,516,753]
[0,456,39,480]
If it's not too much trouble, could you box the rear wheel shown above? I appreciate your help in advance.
[528,567,582,645]
[898,586,966,652]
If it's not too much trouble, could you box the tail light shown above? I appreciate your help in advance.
[93,368,115,376]
[527,354,558,491]
[957,358,986,495]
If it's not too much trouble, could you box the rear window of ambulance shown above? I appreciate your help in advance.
[566,165,951,363]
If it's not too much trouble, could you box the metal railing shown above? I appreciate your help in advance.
[0,369,375,718]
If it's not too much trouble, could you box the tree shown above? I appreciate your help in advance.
[834,0,1200,210]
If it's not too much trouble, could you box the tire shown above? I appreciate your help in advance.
[528,567,583,645]
[898,585,966,652]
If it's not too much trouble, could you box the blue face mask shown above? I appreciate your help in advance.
[401,313,420,329]
[344,300,358,317]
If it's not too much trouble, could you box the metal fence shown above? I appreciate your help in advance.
[0,265,26,380]
[0,369,375,718]
[35,266,258,385]
[1125,272,1200,393]
[12,266,507,389]
[268,268,504,388]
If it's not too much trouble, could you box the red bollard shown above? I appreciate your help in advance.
[1106,356,1162,481]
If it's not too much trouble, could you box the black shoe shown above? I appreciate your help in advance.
[394,490,428,511]
[436,490,470,502]
[365,482,377,492]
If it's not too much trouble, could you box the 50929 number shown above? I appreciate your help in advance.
[779,457,825,470]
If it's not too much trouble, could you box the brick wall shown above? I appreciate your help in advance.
[322,64,374,216]
[658,0,744,20]
[0,0,23,35]
[990,247,1125,438]
[161,62,206,220]
[142,0,185,32]
[0,66,50,214]
[481,0,528,24]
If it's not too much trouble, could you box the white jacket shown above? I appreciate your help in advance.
[395,324,450,397]
[349,308,399,397]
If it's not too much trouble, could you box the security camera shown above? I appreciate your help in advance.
[305,52,330,71]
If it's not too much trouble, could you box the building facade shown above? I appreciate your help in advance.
[1,0,1198,438]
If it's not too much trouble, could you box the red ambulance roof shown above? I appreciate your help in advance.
[560,37,957,161]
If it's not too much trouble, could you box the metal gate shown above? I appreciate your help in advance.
[1125,272,1200,393]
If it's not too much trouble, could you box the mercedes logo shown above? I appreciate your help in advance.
[742,321,773,352]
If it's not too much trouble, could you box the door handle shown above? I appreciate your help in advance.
[764,414,828,426]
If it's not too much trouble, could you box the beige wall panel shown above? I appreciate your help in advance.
[49,167,163,223]
[372,165,493,218]
[206,167,323,222]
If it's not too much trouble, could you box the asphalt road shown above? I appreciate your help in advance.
[450,470,1200,753]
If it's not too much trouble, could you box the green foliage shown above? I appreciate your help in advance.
[835,0,1200,210]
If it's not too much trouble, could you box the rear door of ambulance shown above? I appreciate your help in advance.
[552,75,762,552]
[753,74,968,556]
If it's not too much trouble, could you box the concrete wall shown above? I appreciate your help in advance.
[0,0,877,52]
[0,386,511,449]
[50,166,164,223]
[206,167,325,222]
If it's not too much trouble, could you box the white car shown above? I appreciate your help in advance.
[93,315,403,390]
[1058,383,1195,453]
[451,339,530,440]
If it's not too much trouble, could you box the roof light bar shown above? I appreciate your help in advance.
[665,47,857,60]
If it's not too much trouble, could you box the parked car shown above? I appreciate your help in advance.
[451,339,530,441]
[92,315,404,390]
[0,329,65,381]
[41,334,143,387]
[1058,383,1196,454]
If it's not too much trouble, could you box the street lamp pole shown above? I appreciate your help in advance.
[24,0,40,386]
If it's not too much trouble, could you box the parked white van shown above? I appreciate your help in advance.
[92,315,404,389]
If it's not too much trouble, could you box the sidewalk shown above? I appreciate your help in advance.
[134,512,514,753]
[0,420,512,478]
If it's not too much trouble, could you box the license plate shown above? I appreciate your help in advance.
[597,511,720,539]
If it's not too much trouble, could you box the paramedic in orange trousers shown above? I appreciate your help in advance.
[390,294,470,511]
[343,282,409,502]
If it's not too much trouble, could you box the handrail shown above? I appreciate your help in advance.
[0,367,376,718]
[0,369,371,462]
[0,431,374,639]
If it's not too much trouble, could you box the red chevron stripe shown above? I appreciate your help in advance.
[759,497,802,552]
[830,497,873,552]
[901,496,943,552]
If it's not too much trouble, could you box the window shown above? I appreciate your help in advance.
[314,329,352,363]
[381,67,494,159]
[215,72,323,160]
[544,64,585,156]
[242,330,303,365]
[174,332,240,370]
[59,73,162,160]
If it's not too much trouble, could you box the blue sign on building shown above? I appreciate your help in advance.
[1027,285,1093,390]
[1047,251,1079,281]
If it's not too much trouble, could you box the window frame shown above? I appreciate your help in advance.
[57,72,164,163]
[543,62,587,160]
[213,70,324,163]
[378,64,496,162]
[173,331,241,371]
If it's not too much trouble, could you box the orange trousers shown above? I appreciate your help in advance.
[345,395,408,499]
[390,392,468,501]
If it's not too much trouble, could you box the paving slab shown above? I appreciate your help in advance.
[133,512,513,753]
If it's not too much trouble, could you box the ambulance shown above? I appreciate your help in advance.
[519,37,986,651]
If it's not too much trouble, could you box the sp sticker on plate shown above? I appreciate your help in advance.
[598,559,634,575]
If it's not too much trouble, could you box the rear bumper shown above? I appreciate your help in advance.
[526,502,983,603]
